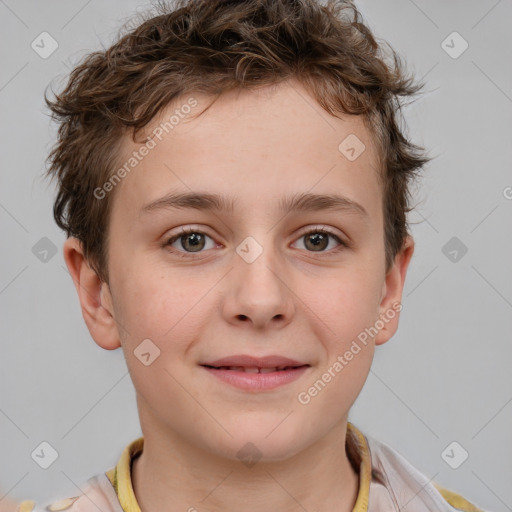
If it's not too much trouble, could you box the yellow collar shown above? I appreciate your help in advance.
[105,422,372,512]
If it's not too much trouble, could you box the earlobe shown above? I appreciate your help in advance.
[63,237,121,350]
[374,236,415,346]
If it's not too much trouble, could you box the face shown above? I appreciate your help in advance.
[66,79,413,462]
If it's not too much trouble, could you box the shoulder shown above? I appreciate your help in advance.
[16,497,80,512]
[355,427,491,512]
[15,471,123,512]
[434,484,487,512]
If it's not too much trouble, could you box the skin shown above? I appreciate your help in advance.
[0,497,20,512]
[64,79,414,512]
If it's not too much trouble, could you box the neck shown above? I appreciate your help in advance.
[131,421,360,512]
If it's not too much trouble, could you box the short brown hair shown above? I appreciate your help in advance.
[45,0,430,283]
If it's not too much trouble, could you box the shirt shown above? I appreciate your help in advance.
[16,422,490,512]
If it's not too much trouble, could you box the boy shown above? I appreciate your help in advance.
[15,0,491,510]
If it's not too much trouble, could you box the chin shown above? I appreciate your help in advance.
[216,439,305,465]
[210,418,309,463]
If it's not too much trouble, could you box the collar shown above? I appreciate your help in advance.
[105,421,372,512]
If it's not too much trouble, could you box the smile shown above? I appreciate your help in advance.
[205,365,300,373]
[200,364,310,391]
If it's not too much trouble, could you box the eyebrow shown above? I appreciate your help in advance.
[141,191,369,221]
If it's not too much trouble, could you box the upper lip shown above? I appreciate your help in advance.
[201,355,309,368]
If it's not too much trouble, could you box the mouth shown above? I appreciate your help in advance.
[199,355,311,391]
[201,364,309,373]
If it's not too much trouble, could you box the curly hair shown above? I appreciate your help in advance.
[45,0,431,283]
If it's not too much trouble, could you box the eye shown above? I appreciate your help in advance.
[164,227,217,256]
[163,225,348,258]
[292,226,347,253]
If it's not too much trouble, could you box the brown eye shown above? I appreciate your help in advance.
[179,232,206,252]
[293,228,346,253]
[165,228,216,255]
[304,232,330,251]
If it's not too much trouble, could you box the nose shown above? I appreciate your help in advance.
[221,239,295,330]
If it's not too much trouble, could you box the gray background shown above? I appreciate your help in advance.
[1,0,511,511]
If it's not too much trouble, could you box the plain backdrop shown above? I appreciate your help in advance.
[1,1,511,511]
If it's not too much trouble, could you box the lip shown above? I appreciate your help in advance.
[201,365,310,391]
[201,355,307,368]
[200,354,310,392]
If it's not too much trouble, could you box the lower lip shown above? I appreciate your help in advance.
[201,365,310,391]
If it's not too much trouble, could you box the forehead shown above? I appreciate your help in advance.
[111,80,383,227]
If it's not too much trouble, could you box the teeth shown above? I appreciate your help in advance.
[239,366,260,373]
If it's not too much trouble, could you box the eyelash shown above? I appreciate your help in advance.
[163,226,348,259]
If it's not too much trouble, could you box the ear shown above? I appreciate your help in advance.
[63,237,121,350]
[374,235,415,346]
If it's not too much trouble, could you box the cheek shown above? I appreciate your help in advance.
[294,338,374,447]
[314,268,382,332]
[324,349,373,415]
[303,267,381,393]
[110,261,209,351]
